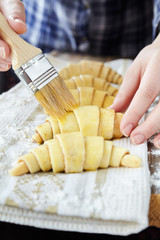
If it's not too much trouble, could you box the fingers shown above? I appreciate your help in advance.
[0,39,11,71]
[111,44,160,146]
[110,57,141,113]
[120,55,160,138]
[130,100,160,146]
[0,0,26,71]
[0,60,11,71]
[0,0,27,34]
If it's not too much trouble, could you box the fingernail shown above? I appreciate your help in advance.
[107,97,119,109]
[122,123,133,137]
[0,63,9,70]
[107,104,113,109]
[0,47,6,58]
[14,19,26,25]
[9,16,26,25]
[131,134,145,145]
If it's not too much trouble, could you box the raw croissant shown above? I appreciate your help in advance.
[69,87,115,108]
[59,60,123,84]
[65,75,119,96]
[32,106,123,144]
[9,132,141,176]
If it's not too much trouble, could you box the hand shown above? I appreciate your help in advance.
[110,33,160,149]
[0,0,26,71]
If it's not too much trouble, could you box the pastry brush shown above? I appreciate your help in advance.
[0,12,77,119]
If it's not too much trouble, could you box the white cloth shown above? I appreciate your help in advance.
[0,58,151,236]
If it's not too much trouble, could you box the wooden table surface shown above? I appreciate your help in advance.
[49,51,160,228]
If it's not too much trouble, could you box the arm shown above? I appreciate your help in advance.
[110,33,160,149]
[0,0,26,71]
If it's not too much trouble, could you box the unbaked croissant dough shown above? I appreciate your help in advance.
[59,60,123,84]
[32,106,123,144]
[69,87,115,108]
[9,132,142,176]
[64,75,119,97]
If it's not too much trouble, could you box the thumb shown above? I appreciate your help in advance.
[0,0,27,34]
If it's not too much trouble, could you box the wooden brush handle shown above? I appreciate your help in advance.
[0,12,42,70]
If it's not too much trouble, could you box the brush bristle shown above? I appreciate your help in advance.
[35,75,78,119]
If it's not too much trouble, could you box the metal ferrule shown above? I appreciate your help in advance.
[15,53,58,94]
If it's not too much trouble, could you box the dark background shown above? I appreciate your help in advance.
[1,221,160,240]
[0,70,20,94]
